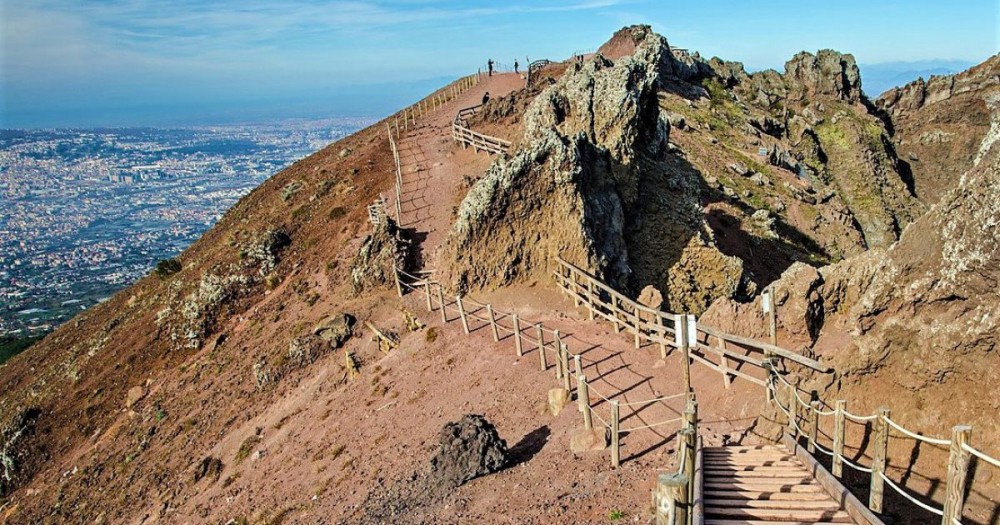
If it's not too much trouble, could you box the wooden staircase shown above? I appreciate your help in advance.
[702,445,856,524]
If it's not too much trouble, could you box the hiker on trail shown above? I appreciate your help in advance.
[488,59,494,76]
[514,60,519,74]
[482,92,490,105]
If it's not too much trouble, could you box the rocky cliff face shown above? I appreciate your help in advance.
[438,29,749,314]
[440,27,922,314]
[877,55,1000,203]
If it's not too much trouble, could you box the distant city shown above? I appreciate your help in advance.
[0,119,370,337]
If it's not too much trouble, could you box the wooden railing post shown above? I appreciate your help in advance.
[487,304,499,342]
[808,400,819,454]
[553,330,563,379]
[561,344,572,391]
[657,473,688,525]
[633,307,641,349]
[536,324,547,371]
[587,280,596,320]
[512,314,523,356]
[678,314,692,393]
[657,314,667,358]
[942,425,973,525]
[423,282,433,312]
[437,285,447,323]
[768,284,778,349]
[833,400,846,478]
[456,295,470,334]
[786,382,797,438]
[717,337,731,389]
[394,267,404,297]
[574,354,582,378]
[578,374,593,430]
[611,400,621,468]
[613,296,623,333]
[869,407,890,513]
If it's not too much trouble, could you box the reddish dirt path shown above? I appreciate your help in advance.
[390,72,525,268]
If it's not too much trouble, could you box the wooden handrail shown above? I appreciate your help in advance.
[451,104,511,155]
[554,256,829,373]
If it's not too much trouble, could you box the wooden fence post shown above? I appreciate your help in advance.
[833,400,846,478]
[808,400,819,454]
[456,295,470,334]
[561,344,571,391]
[786,382,797,438]
[587,280,596,320]
[768,285,778,348]
[423,282,433,312]
[611,400,620,468]
[578,374,593,430]
[553,330,563,379]
[574,354,582,378]
[536,324,547,371]
[512,314,523,356]
[869,407,890,513]
[394,267,404,297]
[657,314,667,358]
[487,304,499,342]
[717,337,731,389]
[942,425,973,525]
[679,314,692,393]
[613,296,623,332]
[633,307,641,349]
[657,473,688,525]
[437,285,447,323]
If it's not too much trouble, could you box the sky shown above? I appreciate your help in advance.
[1,0,998,128]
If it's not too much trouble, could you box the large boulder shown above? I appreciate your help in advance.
[429,415,508,488]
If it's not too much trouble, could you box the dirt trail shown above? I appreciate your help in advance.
[390,72,525,269]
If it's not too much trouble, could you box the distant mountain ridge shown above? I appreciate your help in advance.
[859,59,977,97]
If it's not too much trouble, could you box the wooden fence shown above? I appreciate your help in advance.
[451,105,511,155]
[526,59,552,87]
[551,255,998,525]
[552,256,830,392]
[393,266,688,469]
[766,363,999,525]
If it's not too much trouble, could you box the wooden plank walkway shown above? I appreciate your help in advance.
[702,445,856,524]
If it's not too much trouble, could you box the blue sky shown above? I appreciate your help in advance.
[1,0,997,128]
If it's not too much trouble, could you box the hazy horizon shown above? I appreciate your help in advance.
[2,0,997,129]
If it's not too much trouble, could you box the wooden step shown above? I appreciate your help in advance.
[707,499,844,510]
[704,458,799,465]
[704,490,835,502]
[705,466,809,474]
[704,481,824,492]
[706,472,814,480]
[705,507,852,522]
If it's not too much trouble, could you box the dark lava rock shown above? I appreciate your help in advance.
[430,414,508,488]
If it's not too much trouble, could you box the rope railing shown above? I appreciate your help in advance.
[762,360,997,524]
[393,266,690,469]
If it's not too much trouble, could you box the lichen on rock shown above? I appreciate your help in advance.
[350,217,409,294]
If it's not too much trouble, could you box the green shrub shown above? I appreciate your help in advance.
[154,258,182,278]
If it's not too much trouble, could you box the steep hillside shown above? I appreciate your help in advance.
[877,54,1000,203]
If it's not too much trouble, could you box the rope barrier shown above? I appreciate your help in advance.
[619,417,684,433]
[616,392,688,407]
[880,472,945,516]
[883,416,951,447]
[963,443,1000,469]
[841,455,873,473]
[843,410,878,423]
[591,409,612,430]
[813,440,835,457]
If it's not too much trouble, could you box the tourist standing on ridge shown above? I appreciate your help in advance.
[482,92,490,105]
[488,59,494,76]
[514,60,519,74]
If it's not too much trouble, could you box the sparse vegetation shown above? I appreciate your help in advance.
[154,258,182,278]
[281,180,303,201]
[235,435,262,465]
[329,206,346,220]
[607,509,627,521]
[425,326,439,343]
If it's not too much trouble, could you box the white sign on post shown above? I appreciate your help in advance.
[687,314,697,346]
[674,314,683,347]
[762,290,771,314]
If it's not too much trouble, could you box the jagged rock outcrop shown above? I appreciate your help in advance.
[350,217,409,294]
[877,55,1000,203]
[439,28,746,314]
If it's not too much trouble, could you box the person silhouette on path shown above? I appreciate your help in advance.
[514,60,519,74]
[482,92,490,105]
[488,59,494,77]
